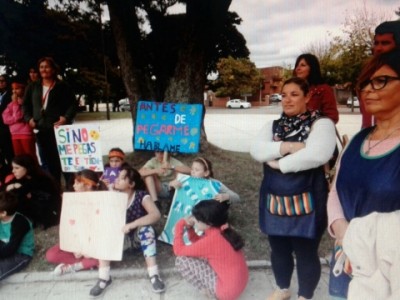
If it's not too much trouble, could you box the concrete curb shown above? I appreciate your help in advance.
[4,258,330,284]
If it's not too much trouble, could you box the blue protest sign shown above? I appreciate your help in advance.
[133,101,203,153]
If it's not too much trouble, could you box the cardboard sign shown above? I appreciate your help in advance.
[55,124,104,172]
[134,101,203,153]
[158,175,221,244]
[60,191,128,261]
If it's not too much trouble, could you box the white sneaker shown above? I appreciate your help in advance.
[53,263,75,276]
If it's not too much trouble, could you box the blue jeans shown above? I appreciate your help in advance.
[0,253,31,281]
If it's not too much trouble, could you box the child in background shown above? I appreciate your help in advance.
[5,154,61,229]
[1,82,37,161]
[89,166,165,297]
[169,156,241,205]
[45,169,107,275]
[0,191,34,281]
[173,200,248,300]
[140,151,191,212]
[101,148,129,189]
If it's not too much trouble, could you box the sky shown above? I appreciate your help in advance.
[228,0,399,68]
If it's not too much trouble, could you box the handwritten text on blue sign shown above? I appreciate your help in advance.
[134,101,202,153]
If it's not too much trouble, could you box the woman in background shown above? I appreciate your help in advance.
[294,53,339,124]
[23,57,77,185]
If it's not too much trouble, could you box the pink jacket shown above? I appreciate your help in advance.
[2,101,33,136]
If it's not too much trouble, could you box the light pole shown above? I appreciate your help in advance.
[97,2,110,120]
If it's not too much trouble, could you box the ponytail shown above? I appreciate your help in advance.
[192,200,245,251]
[221,226,245,251]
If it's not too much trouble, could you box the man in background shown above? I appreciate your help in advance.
[361,20,400,128]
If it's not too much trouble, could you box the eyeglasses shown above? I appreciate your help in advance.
[360,75,400,91]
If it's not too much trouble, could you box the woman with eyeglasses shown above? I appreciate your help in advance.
[327,49,400,299]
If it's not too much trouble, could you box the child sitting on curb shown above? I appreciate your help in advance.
[89,166,165,297]
[173,200,248,300]
[45,169,107,275]
[0,191,34,281]
[168,156,241,214]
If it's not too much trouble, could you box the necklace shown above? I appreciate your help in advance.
[366,127,400,155]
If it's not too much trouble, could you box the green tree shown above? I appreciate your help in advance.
[212,56,263,98]
[303,3,391,85]
[104,0,249,107]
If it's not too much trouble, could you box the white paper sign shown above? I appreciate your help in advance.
[54,124,104,172]
[60,191,128,261]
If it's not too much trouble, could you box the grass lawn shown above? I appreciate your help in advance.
[28,112,334,272]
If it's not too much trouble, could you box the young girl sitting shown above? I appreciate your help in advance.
[45,169,107,275]
[169,156,240,205]
[173,200,249,300]
[89,166,165,297]
[0,191,34,281]
[4,154,61,229]
[101,147,129,189]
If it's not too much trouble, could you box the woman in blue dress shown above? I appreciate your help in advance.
[328,49,400,299]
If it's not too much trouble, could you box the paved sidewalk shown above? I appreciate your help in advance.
[1,263,331,299]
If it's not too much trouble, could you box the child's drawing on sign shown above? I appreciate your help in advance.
[134,101,203,153]
[55,124,103,172]
[59,190,127,261]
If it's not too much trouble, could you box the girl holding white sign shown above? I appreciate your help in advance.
[45,169,107,275]
[89,166,165,297]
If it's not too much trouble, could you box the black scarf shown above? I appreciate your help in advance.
[273,110,320,142]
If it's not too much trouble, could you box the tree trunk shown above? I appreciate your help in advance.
[106,0,151,115]
[164,0,232,150]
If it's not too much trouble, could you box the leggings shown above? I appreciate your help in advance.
[45,244,98,269]
[175,256,216,298]
[128,225,157,257]
[268,233,324,299]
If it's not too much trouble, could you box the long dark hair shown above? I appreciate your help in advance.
[120,166,147,191]
[293,53,324,85]
[12,154,61,193]
[12,154,47,178]
[75,169,108,191]
[191,200,244,251]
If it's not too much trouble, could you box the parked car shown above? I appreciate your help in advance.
[118,98,131,111]
[346,96,360,108]
[269,93,282,102]
[226,99,251,109]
